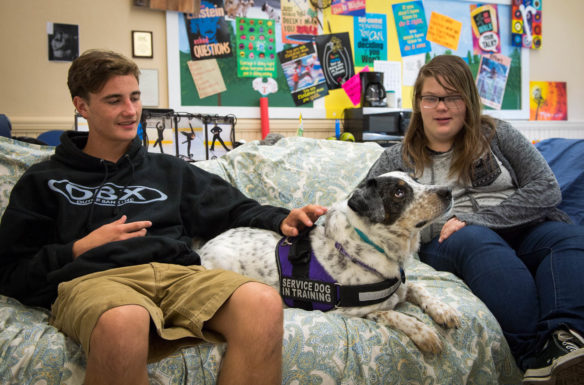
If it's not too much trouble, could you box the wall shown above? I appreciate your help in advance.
[0,0,167,136]
[1,0,583,141]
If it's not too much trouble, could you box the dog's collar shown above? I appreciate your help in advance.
[276,233,405,312]
[334,241,388,281]
[353,227,385,254]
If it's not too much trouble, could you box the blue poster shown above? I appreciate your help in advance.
[392,1,431,57]
[184,0,233,61]
[354,14,387,67]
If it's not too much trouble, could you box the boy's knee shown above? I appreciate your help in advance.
[92,305,150,343]
[244,283,283,317]
[232,283,284,336]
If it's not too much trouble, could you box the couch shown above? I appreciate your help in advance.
[0,134,536,384]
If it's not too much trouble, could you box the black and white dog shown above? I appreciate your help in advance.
[198,171,461,353]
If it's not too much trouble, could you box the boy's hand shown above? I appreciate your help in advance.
[280,205,327,237]
[72,215,152,258]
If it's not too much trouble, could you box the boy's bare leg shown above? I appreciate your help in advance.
[206,282,284,385]
[84,305,150,385]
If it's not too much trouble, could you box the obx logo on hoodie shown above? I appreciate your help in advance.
[48,179,168,206]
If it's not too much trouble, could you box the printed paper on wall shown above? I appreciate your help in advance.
[511,0,542,49]
[331,0,365,17]
[187,59,227,99]
[354,14,387,67]
[529,81,567,121]
[315,32,355,90]
[470,4,501,55]
[184,0,233,61]
[235,17,278,78]
[392,1,431,57]
[476,53,511,110]
[278,42,328,106]
[426,12,462,51]
[280,0,318,44]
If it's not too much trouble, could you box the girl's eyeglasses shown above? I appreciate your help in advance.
[420,95,464,109]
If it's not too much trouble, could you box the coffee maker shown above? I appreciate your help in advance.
[360,71,387,107]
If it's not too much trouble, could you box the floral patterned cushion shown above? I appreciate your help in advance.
[0,135,523,384]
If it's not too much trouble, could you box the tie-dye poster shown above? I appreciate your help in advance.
[529,81,567,121]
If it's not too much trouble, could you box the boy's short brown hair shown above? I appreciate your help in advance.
[67,49,140,100]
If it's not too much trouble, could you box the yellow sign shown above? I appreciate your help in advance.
[426,12,462,51]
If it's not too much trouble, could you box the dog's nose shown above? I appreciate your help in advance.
[437,188,452,201]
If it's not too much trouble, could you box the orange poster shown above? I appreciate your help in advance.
[280,0,318,44]
[529,81,567,121]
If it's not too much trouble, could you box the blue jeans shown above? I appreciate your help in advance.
[419,221,584,370]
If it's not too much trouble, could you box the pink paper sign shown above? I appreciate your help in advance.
[342,66,369,106]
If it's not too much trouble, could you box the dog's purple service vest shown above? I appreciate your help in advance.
[276,229,405,312]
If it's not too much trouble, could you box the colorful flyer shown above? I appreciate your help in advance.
[354,14,387,67]
[235,17,278,78]
[470,4,501,55]
[392,1,431,57]
[184,0,233,61]
[426,11,462,51]
[476,53,511,110]
[280,0,318,44]
[278,42,328,106]
[511,0,542,49]
[315,33,355,90]
[331,0,366,17]
[529,81,567,121]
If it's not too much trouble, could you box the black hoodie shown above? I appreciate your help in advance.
[0,131,290,309]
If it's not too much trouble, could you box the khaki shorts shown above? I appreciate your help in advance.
[50,262,257,362]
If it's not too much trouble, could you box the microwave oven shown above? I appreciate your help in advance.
[343,108,411,143]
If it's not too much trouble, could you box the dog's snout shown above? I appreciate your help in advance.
[437,188,452,202]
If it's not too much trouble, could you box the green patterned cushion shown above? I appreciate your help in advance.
[0,137,55,218]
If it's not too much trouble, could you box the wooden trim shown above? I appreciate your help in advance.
[10,116,337,141]
[11,116,583,142]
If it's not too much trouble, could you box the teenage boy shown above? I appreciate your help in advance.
[0,49,327,385]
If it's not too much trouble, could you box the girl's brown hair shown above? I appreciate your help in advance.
[402,55,496,184]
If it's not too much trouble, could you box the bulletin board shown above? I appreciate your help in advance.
[166,0,529,120]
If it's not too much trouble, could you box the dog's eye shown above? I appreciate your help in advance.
[394,188,405,199]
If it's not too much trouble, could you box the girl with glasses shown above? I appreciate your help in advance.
[365,54,584,384]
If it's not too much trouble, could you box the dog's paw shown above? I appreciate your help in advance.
[367,310,443,354]
[425,301,462,329]
[408,322,443,354]
[406,283,461,329]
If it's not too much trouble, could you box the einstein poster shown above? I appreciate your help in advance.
[185,0,233,61]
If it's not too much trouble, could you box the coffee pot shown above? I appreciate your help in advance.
[360,71,387,107]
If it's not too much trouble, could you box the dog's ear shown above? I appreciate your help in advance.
[348,179,385,223]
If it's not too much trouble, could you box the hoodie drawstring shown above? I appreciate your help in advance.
[86,155,136,231]
[86,159,110,232]
[113,155,135,216]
